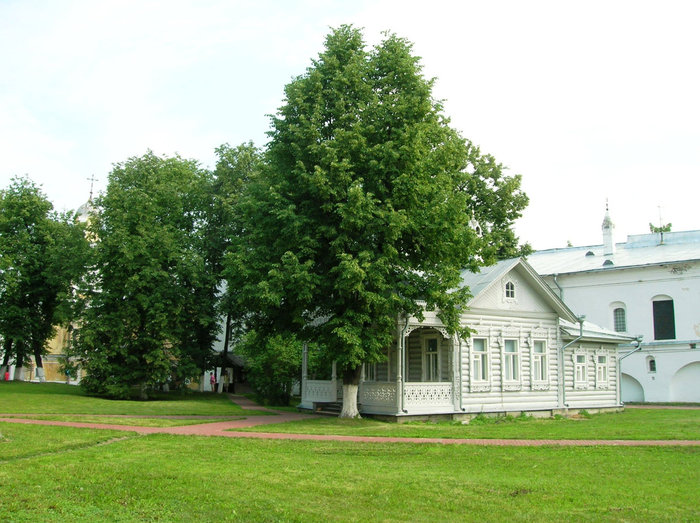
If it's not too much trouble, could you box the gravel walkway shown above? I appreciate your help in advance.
[2,395,699,447]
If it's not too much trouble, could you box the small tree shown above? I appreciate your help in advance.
[649,222,672,244]
[230,26,529,417]
[238,331,302,406]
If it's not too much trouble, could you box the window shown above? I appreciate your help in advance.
[575,354,587,387]
[532,340,547,381]
[505,281,515,299]
[471,338,488,381]
[596,354,608,385]
[504,339,519,381]
[424,337,439,382]
[364,363,376,381]
[613,307,627,332]
[648,357,656,373]
[653,299,676,340]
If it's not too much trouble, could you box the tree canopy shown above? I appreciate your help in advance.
[227,26,529,416]
[70,152,215,398]
[0,177,88,379]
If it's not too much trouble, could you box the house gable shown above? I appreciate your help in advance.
[468,265,557,315]
[463,258,578,322]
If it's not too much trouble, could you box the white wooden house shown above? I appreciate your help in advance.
[300,258,633,419]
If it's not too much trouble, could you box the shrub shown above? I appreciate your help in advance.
[238,332,302,406]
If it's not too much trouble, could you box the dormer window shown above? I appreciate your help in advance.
[505,281,515,299]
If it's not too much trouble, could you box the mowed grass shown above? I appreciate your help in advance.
[1,414,242,427]
[1,384,699,520]
[0,424,698,522]
[0,422,130,461]
[241,408,700,440]
[0,381,267,416]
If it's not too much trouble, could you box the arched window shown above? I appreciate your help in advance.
[652,296,676,340]
[613,307,627,332]
[505,281,515,299]
[648,357,657,373]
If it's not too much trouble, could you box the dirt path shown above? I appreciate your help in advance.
[2,395,699,447]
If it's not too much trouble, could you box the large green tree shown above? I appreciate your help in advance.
[229,26,529,417]
[210,142,261,381]
[0,177,88,380]
[72,152,214,399]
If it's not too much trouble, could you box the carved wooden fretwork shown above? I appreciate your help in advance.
[403,325,450,339]
[305,380,337,402]
[502,383,522,392]
[403,383,453,406]
[360,383,397,405]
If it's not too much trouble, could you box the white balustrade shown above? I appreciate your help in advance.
[404,382,453,407]
[360,382,397,407]
[304,380,337,403]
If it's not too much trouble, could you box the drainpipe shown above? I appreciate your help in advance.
[398,316,410,414]
[553,274,564,300]
[617,336,643,406]
[560,316,585,409]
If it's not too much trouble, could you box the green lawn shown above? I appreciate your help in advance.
[0,424,698,521]
[0,382,267,416]
[0,422,130,461]
[1,414,243,427]
[240,408,700,440]
[1,383,699,521]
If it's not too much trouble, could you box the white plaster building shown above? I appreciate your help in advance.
[300,258,631,419]
[527,211,700,403]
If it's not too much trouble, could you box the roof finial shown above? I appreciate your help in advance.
[87,174,97,202]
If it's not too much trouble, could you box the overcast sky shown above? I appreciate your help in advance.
[1,0,698,250]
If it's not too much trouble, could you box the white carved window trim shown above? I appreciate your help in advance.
[574,349,588,390]
[471,338,488,382]
[531,339,549,390]
[502,339,521,391]
[595,349,609,389]
[468,337,491,392]
[423,335,440,382]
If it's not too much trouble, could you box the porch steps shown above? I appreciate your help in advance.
[314,402,343,416]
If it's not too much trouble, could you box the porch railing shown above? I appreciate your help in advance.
[303,380,454,411]
[404,382,453,407]
[359,382,397,407]
[304,379,337,403]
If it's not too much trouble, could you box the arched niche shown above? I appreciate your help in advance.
[621,373,645,403]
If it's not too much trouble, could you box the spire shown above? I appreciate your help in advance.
[602,199,615,256]
[87,174,97,202]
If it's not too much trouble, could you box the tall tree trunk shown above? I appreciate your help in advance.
[218,312,232,394]
[33,340,45,382]
[340,365,362,418]
[14,342,26,381]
